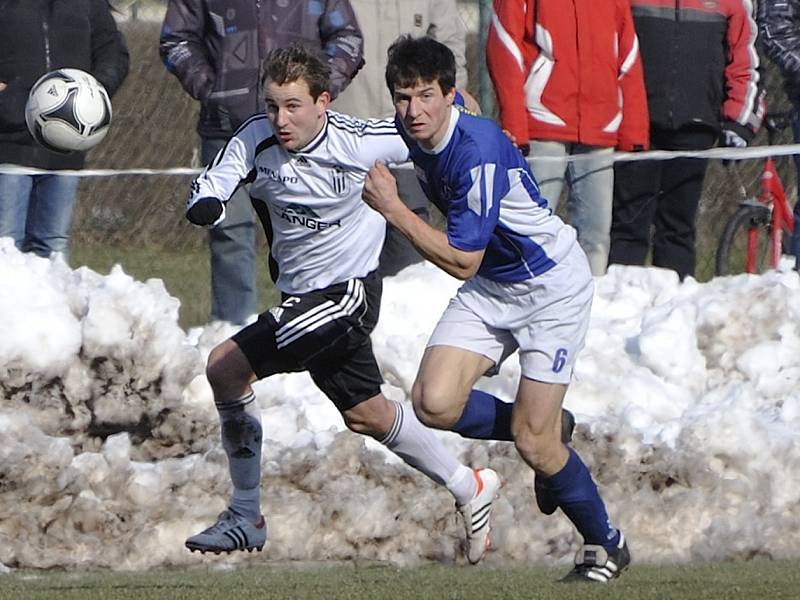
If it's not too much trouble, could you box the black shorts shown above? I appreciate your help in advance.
[232,271,382,411]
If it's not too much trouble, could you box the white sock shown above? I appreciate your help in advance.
[216,391,262,522]
[380,401,477,505]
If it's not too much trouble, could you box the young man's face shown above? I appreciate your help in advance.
[264,79,329,151]
[392,79,455,149]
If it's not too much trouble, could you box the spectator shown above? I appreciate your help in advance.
[160,0,364,324]
[486,0,648,275]
[0,0,129,259]
[609,0,764,280]
[332,0,472,277]
[758,0,800,269]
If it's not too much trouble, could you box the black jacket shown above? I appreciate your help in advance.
[630,0,764,142]
[0,0,129,169]
[758,0,800,103]
[159,0,364,140]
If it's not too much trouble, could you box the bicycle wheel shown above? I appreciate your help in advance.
[715,204,778,276]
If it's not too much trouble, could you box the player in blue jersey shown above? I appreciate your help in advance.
[362,35,630,583]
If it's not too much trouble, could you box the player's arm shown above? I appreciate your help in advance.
[187,121,262,227]
[159,0,215,102]
[363,162,484,280]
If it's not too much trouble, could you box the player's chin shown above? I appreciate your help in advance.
[277,135,296,149]
[405,124,429,141]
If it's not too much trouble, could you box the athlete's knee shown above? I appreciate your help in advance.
[341,394,394,438]
[206,341,251,396]
[411,379,461,429]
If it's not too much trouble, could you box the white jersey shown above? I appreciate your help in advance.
[188,111,409,294]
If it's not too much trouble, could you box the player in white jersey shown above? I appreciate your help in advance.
[362,36,630,583]
[181,45,500,564]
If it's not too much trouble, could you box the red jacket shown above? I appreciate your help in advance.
[487,0,649,151]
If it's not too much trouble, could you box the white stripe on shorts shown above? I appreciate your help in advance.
[275,279,365,349]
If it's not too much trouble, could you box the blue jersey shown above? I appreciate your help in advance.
[398,106,578,283]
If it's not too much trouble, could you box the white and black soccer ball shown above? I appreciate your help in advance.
[24,68,112,153]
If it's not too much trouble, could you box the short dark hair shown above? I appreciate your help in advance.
[260,45,331,100]
[385,35,456,96]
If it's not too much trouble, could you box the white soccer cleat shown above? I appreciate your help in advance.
[185,510,267,554]
[457,468,501,565]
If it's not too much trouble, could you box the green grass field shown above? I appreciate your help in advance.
[70,242,280,330]
[2,559,799,599]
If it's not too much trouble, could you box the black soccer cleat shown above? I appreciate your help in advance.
[185,510,267,554]
[561,532,631,583]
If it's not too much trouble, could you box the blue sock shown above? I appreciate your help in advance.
[539,448,620,549]
[452,389,513,441]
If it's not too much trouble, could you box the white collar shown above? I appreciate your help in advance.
[419,106,459,155]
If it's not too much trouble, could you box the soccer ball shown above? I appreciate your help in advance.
[25,68,112,153]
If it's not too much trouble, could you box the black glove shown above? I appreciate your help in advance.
[186,197,223,226]
[518,143,530,157]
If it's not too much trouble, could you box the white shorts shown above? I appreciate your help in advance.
[426,246,593,384]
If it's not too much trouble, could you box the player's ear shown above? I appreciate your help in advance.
[316,90,331,112]
[444,87,456,105]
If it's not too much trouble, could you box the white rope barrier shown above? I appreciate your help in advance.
[2,143,800,177]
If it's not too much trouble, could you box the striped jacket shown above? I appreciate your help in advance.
[758,0,800,103]
[486,0,649,151]
[160,0,364,140]
[630,0,764,140]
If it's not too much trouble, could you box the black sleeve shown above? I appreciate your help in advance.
[89,0,130,97]
[319,0,365,98]
[158,0,216,102]
[758,0,800,89]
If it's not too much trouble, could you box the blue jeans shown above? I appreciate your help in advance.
[529,141,614,275]
[0,172,79,258]
[202,138,257,324]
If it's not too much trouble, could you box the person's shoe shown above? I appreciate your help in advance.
[185,510,267,554]
[559,408,576,444]
[561,532,631,583]
[457,468,501,565]
[533,409,576,515]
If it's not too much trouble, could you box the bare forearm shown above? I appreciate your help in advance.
[382,204,481,280]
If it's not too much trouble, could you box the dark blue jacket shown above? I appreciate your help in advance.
[159,0,364,140]
[758,0,800,103]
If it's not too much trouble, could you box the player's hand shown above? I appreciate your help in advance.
[363,162,402,215]
[186,196,223,226]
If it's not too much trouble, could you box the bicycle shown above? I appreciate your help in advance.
[715,112,796,276]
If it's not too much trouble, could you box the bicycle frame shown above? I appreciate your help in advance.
[750,156,794,273]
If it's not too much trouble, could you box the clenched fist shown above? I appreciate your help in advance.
[186,197,223,226]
